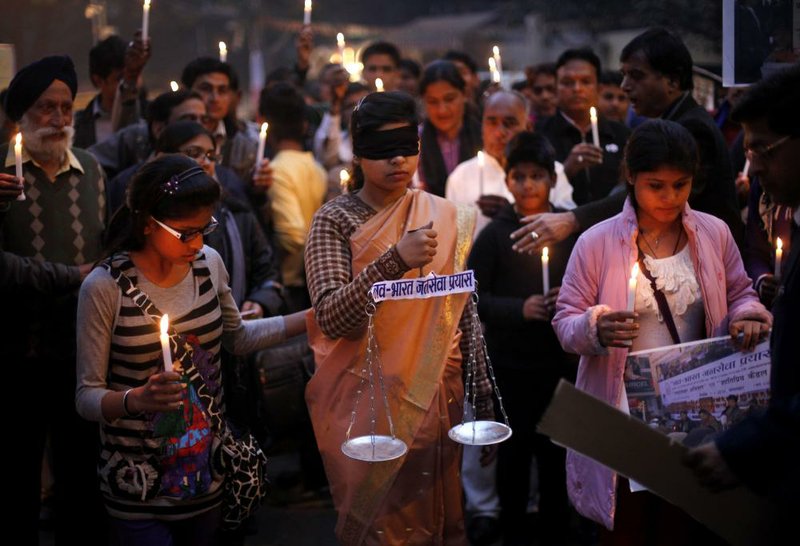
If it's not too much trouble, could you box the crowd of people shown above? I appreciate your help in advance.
[1,19,798,546]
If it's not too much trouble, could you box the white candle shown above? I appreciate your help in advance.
[142,0,150,43]
[542,247,550,294]
[477,150,485,196]
[775,237,783,279]
[303,0,312,25]
[742,158,751,178]
[256,122,268,167]
[14,133,25,201]
[337,33,345,63]
[169,80,179,92]
[627,262,639,312]
[219,41,227,63]
[160,314,173,373]
[590,106,600,148]
[339,169,350,194]
[375,77,384,92]
[492,45,503,80]
[488,57,500,84]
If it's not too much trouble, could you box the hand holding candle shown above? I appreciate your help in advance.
[541,247,550,294]
[590,106,600,148]
[14,133,25,201]
[160,314,173,372]
[142,0,151,43]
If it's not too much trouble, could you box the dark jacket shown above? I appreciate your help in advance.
[468,203,578,375]
[205,196,284,317]
[0,250,81,293]
[74,93,142,150]
[419,112,482,198]
[538,111,630,206]
[572,94,744,248]
[716,221,800,504]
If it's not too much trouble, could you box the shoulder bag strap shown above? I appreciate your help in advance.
[637,249,681,345]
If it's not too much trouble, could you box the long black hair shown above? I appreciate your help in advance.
[348,91,418,191]
[101,154,221,259]
[419,60,465,96]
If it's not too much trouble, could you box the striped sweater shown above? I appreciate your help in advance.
[76,246,286,520]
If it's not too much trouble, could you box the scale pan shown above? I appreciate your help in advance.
[448,421,512,445]
[342,435,408,462]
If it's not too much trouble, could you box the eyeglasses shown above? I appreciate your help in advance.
[744,135,793,161]
[180,146,218,163]
[152,216,219,243]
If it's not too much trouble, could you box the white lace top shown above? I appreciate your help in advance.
[630,245,705,352]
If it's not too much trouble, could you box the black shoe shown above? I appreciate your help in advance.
[468,515,501,546]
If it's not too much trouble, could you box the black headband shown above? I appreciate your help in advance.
[353,125,419,160]
[160,165,206,196]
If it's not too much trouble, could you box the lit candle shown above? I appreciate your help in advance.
[169,80,179,92]
[256,122,268,167]
[303,0,312,25]
[14,133,25,201]
[492,45,503,80]
[160,314,173,372]
[142,0,151,43]
[477,150,485,196]
[627,263,639,312]
[590,106,600,148]
[775,237,783,279]
[488,57,500,84]
[219,41,227,63]
[375,77,384,92]
[742,158,751,178]
[542,247,550,294]
[339,169,350,194]
[337,33,345,63]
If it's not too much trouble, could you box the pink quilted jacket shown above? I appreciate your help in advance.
[552,198,771,530]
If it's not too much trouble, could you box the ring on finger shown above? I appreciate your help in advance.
[578,155,584,163]
[530,230,539,241]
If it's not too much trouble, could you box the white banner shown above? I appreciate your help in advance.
[370,270,475,302]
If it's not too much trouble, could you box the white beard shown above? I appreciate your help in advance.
[18,114,75,166]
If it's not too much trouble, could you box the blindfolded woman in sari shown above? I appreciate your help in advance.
[304,91,493,545]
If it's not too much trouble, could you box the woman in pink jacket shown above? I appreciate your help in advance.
[553,120,771,543]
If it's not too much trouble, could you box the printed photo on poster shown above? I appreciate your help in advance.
[624,335,771,449]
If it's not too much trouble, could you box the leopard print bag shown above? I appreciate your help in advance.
[216,424,269,529]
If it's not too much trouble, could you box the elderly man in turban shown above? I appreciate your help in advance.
[0,55,107,545]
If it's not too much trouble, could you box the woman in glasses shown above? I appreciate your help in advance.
[75,154,305,546]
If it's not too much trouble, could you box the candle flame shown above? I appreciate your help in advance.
[170,80,179,92]
[590,106,597,121]
[488,57,497,71]
[337,33,345,47]
[630,262,639,280]
[219,41,227,52]
[304,0,312,10]
[477,150,484,167]
[339,169,350,183]
[260,122,268,136]
[160,314,169,335]
[375,78,384,92]
[542,246,549,259]
[15,133,21,146]
[777,237,783,251]
[493,45,500,57]
[144,0,150,7]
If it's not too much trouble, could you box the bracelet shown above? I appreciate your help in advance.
[122,388,135,417]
